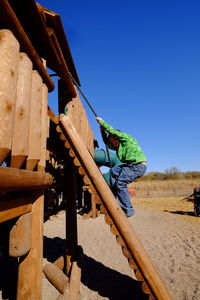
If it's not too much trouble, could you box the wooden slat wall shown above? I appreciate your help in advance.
[0,24,94,299]
[0,29,49,171]
[0,29,50,299]
[0,29,20,164]
[65,92,94,156]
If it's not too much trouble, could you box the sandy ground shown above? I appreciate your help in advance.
[42,197,200,300]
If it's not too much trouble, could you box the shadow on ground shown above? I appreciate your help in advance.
[164,210,196,217]
[80,254,148,300]
[43,236,66,262]
[43,236,148,300]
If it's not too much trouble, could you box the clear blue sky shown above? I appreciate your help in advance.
[39,0,200,173]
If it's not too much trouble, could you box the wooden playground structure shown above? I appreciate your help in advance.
[0,1,173,299]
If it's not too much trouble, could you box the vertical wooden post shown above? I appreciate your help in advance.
[17,192,44,300]
[38,83,48,171]
[0,29,19,164]
[64,158,78,276]
[17,67,45,299]
[26,70,42,171]
[11,53,32,168]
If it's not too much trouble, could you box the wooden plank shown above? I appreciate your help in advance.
[17,194,44,300]
[9,212,32,257]
[11,53,32,168]
[0,29,19,164]
[0,197,32,223]
[26,70,42,171]
[59,114,173,300]
[0,166,53,192]
[0,0,54,91]
[38,83,48,171]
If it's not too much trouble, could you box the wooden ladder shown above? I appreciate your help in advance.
[57,113,173,300]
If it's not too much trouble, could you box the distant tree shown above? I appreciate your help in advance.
[164,166,181,174]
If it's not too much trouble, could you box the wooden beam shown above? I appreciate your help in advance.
[0,0,54,91]
[43,262,69,294]
[59,114,173,300]
[0,196,33,223]
[0,166,53,192]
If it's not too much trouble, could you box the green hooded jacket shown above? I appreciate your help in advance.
[99,119,146,164]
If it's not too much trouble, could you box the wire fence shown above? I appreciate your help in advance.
[133,188,193,198]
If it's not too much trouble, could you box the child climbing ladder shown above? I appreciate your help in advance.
[59,113,173,300]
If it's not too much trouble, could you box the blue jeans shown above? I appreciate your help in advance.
[109,163,147,217]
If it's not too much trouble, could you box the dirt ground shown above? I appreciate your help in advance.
[42,196,200,300]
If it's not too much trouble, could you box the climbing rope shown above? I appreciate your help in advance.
[68,72,98,117]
